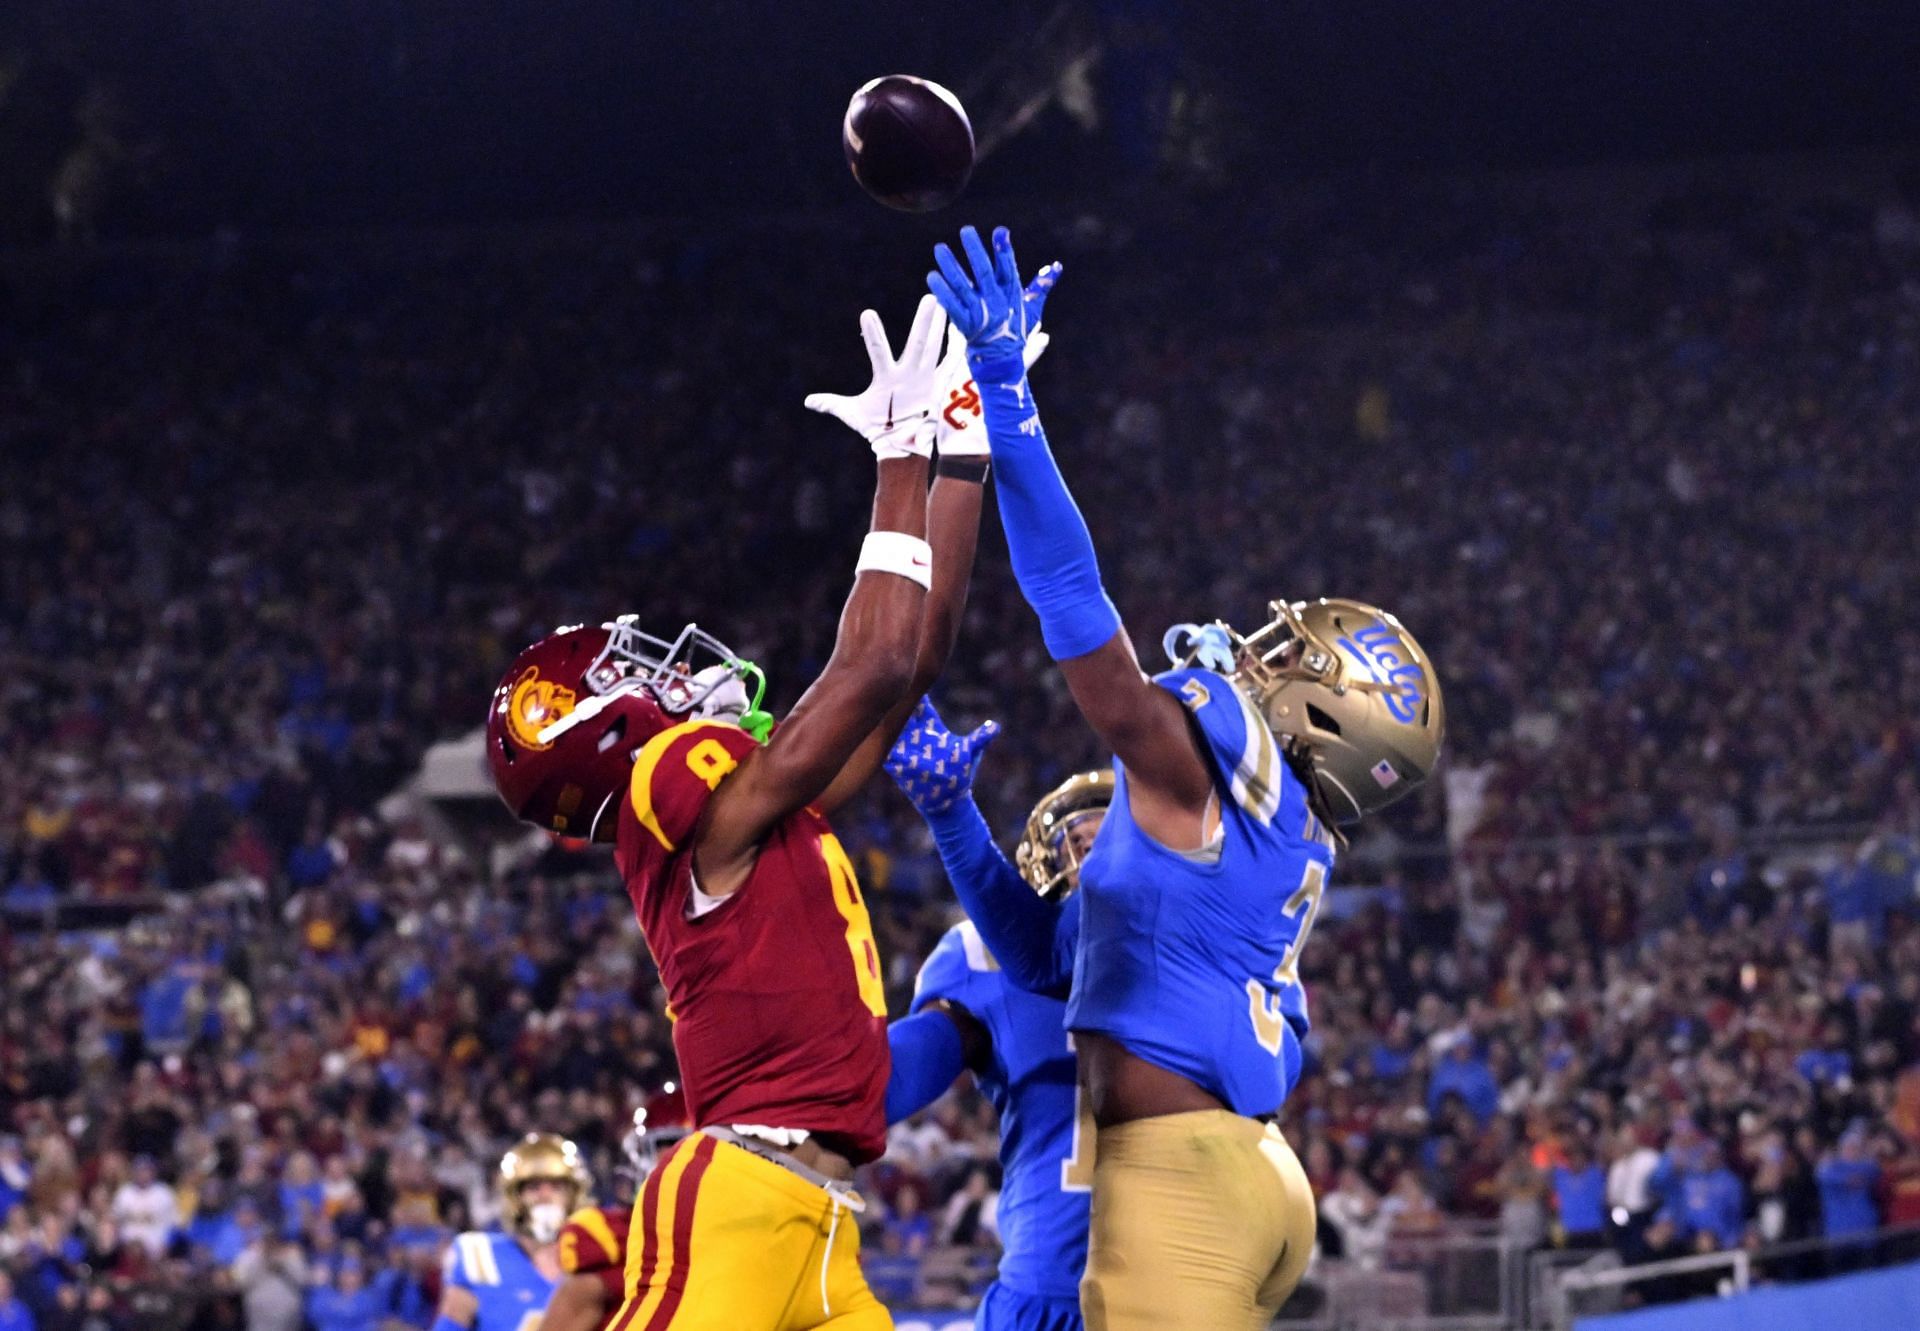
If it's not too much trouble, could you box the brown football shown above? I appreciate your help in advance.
[843,75,975,213]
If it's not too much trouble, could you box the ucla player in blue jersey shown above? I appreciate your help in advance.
[926,226,1446,1331]
[881,709,1112,1331]
[433,1134,591,1331]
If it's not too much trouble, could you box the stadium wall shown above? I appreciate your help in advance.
[1574,1260,1920,1331]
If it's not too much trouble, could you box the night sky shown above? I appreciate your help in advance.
[2,0,1918,239]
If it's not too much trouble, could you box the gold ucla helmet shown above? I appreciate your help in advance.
[1216,598,1444,824]
[500,1133,592,1242]
[1015,770,1114,900]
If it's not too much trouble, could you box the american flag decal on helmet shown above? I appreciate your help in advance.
[1371,760,1401,789]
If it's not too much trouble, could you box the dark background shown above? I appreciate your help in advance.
[2,0,1919,242]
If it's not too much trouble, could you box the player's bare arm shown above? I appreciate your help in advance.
[812,269,1062,815]
[533,1274,609,1331]
[432,1286,479,1330]
[695,296,946,894]
[811,469,983,815]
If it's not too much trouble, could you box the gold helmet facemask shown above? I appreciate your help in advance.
[1176,598,1444,825]
[1015,770,1114,901]
[500,1133,592,1244]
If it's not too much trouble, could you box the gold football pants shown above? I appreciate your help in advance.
[1080,1110,1316,1331]
[610,1132,888,1331]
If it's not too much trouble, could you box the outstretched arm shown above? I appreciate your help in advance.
[885,700,1078,997]
[928,227,1214,843]
[697,298,945,894]
[811,271,1064,815]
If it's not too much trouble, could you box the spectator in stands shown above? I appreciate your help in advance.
[1550,1139,1607,1249]
[0,1144,26,1226]
[885,1185,934,1259]
[1605,1124,1661,1242]
[1319,1167,1387,1269]
[1815,1128,1882,1240]
[1747,1130,1820,1247]
[937,1170,999,1250]
[105,1158,174,1260]
[304,1258,386,1331]
[0,1271,33,1331]
[233,1238,307,1331]
[1427,1033,1499,1125]
[1667,1142,1745,1251]
[1797,1021,1856,1089]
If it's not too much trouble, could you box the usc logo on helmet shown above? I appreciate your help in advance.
[504,668,578,752]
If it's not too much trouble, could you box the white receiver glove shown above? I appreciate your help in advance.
[804,294,948,460]
[933,322,1050,458]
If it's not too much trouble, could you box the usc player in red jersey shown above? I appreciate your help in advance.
[486,282,1051,1329]
[543,1105,691,1331]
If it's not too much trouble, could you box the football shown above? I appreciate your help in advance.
[842,74,975,212]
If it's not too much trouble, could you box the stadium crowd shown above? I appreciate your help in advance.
[4,161,1920,1325]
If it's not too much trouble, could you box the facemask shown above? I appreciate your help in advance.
[527,1201,567,1245]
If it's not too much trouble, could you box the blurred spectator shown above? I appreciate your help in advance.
[1668,1144,1745,1251]
[1549,1140,1607,1248]
[0,1271,33,1331]
[1814,1129,1881,1240]
[234,1239,307,1331]
[106,1159,175,1260]
[885,1185,933,1259]
[304,1260,386,1331]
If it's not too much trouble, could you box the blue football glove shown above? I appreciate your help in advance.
[1024,259,1063,329]
[934,260,1064,459]
[928,225,1035,386]
[885,697,1001,818]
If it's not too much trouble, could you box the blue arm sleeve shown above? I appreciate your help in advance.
[926,795,1077,998]
[885,1008,967,1125]
[970,369,1122,660]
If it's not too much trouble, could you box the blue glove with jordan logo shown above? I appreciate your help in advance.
[929,225,1040,387]
[884,698,1000,817]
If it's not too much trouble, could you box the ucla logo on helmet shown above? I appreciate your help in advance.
[1338,622,1426,725]
[505,667,577,751]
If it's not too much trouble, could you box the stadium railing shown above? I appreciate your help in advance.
[1542,1222,1920,1331]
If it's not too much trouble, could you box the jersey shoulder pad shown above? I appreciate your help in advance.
[1154,667,1300,829]
[626,719,759,853]
[911,921,997,1014]
[557,1206,625,1274]
[447,1230,504,1287]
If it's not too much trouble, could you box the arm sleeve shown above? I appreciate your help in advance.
[925,795,1077,998]
[884,1008,968,1125]
[969,370,1122,661]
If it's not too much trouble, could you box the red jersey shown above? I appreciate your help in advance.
[557,1205,631,1325]
[614,719,890,1163]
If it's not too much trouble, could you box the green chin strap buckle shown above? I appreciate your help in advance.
[731,659,775,743]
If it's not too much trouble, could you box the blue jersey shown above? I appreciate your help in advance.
[1065,668,1337,1117]
[913,922,1090,1303]
[442,1230,556,1331]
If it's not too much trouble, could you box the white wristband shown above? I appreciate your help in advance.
[856,530,933,589]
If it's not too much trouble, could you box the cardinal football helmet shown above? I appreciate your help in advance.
[486,617,771,839]
[1015,770,1114,900]
[1171,598,1444,824]
[619,1087,693,1184]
